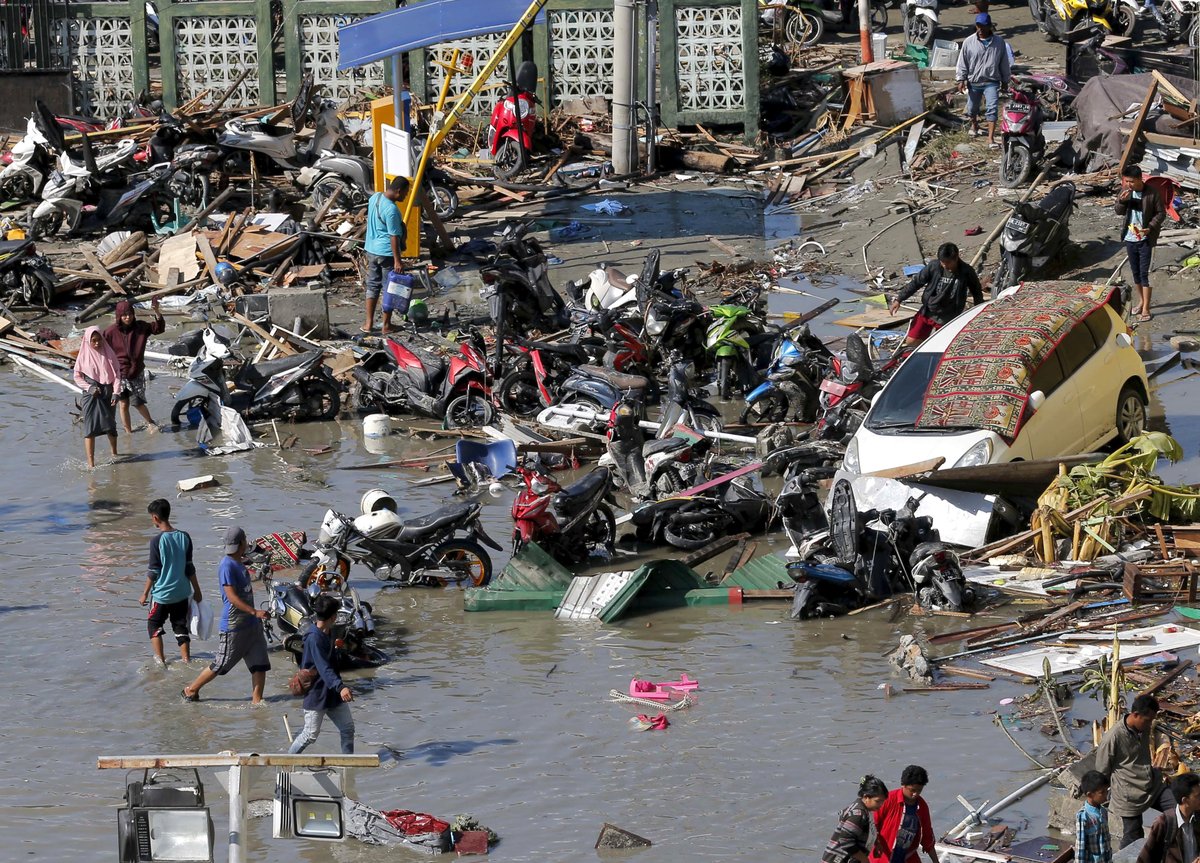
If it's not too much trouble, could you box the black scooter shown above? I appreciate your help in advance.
[481,220,569,352]
[264,576,388,671]
[992,182,1076,295]
[0,238,56,307]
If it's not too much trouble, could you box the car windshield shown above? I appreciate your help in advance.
[865,352,942,431]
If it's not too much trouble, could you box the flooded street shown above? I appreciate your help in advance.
[4,361,1061,862]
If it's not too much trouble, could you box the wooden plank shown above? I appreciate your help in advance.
[80,250,127,295]
[938,664,997,682]
[229,311,297,356]
[1118,78,1159,175]
[195,234,221,285]
[833,306,916,329]
[865,457,945,480]
[722,538,750,580]
[682,533,748,568]
[1137,659,1194,697]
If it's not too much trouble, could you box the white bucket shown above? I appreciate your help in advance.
[871,32,887,61]
[363,414,392,438]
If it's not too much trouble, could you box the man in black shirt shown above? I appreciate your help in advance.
[889,243,985,347]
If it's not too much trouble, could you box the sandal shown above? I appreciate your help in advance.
[1139,313,1153,323]
[181,688,199,702]
[1130,303,1142,316]
[358,326,374,335]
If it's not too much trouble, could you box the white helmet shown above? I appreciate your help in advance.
[360,488,397,516]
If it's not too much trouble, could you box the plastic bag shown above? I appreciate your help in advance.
[189,599,214,641]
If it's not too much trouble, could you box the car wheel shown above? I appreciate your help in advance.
[1115,385,1147,445]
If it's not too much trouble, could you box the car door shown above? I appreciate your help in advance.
[1074,309,1123,447]
[1054,318,1109,451]
[1018,349,1085,460]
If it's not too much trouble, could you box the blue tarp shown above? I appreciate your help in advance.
[337,0,546,70]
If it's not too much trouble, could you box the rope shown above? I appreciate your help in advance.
[608,690,695,711]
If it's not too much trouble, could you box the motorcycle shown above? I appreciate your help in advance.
[481,220,569,350]
[910,541,974,612]
[495,337,594,418]
[817,332,894,416]
[1033,0,1117,41]
[902,0,939,47]
[264,571,388,671]
[606,385,716,500]
[511,465,617,563]
[999,79,1050,188]
[0,116,54,203]
[169,327,341,431]
[0,237,57,308]
[740,323,833,424]
[787,560,868,619]
[352,328,495,427]
[303,488,500,586]
[706,303,777,400]
[1161,0,1196,43]
[991,181,1075,295]
[782,0,888,46]
[630,477,772,551]
[27,132,143,238]
[488,61,539,179]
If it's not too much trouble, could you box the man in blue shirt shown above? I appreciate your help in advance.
[139,498,202,667]
[182,526,271,704]
[362,175,411,335]
[287,594,355,754]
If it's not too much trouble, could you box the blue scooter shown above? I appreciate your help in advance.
[740,323,832,424]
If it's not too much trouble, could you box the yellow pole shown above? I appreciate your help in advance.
[401,0,551,222]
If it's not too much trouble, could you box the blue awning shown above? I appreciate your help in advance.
[338,0,546,70]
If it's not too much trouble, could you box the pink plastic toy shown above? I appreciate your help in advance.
[628,673,699,700]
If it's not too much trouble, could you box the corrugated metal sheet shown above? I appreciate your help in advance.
[491,542,575,591]
[555,571,643,620]
[464,588,565,612]
[722,553,791,590]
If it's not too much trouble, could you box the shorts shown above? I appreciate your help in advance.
[147,598,191,644]
[363,252,390,300]
[905,312,943,343]
[117,373,147,407]
[209,625,271,675]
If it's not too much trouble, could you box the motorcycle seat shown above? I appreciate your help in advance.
[554,469,609,506]
[576,365,648,390]
[524,339,588,362]
[241,351,317,389]
[642,437,689,457]
[397,502,473,540]
[0,239,34,255]
[257,123,294,138]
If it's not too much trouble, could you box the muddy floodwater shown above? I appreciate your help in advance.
[2,360,1076,863]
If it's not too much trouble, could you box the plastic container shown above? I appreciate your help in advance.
[929,39,959,69]
[362,414,392,438]
[382,270,413,315]
[872,32,887,61]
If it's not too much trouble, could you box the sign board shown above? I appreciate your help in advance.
[380,123,413,180]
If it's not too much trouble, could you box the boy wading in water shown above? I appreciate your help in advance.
[139,499,202,666]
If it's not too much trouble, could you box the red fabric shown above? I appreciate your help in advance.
[381,809,450,836]
[870,789,935,863]
[905,313,941,343]
[103,302,165,379]
[636,713,669,730]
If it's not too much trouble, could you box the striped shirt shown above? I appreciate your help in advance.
[825,800,876,863]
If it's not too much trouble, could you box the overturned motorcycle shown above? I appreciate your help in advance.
[264,572,388,671]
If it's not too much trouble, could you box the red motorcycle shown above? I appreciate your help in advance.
[511,465,617,563]
[353,328,495,427]
[487,61,539,179]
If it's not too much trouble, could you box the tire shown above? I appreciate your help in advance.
[427,183,458,220]
[581,504,617,555]
[291,377,340,421]
[1114,385,1147,445]
[1000,142,1033,188]
[717,355,735,400]
[169,168,210,210]
[870,2,888,32]
[691,410,724,434]
[993,253,1023,297]
[5,171,33,202]
[429,539,493,587]
[29,209,63,240]
[905,12,934,47]
[497,369,543,417]
[19,268,55,306]
[664,516,723,550]
[1114,4,1137,36]
[170,396,208,428]
[310,176,345,212]
[740,391,789,424]
[445,393,496,428]
[786,8,825,45]
[493,138,526,180]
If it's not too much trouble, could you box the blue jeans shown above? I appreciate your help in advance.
[1125,239,1153,286]
[966,82,1000,123]
[288,702,355,754]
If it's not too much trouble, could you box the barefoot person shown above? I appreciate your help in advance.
[103,298,165,433]
[182,527,270,704]
[73,326,122,469]
[1116,166,1166,324]
[139,499,202,667]
[825,775,890,863]
[288,594,355,754]
[361,176,410,335]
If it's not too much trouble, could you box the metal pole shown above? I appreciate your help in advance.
[645,0,659,174]
[227,764,246,863]
[858,0,874,63]
[392,54,403,130]
[611,0,638,174]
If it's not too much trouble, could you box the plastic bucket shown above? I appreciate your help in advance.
[363,414,392,438]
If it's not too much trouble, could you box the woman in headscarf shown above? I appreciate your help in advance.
[73,326,123,468]
[103,298,165,433]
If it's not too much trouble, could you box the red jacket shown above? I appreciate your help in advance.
[870,788,935,863]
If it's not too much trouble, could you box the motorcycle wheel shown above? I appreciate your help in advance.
[581,504,617,555]
[904,10,935,46]
[19,268,55,307]
[740,391,789,425]
[170,396,208,428]
[445,393,496,428]
[493,138,526,180]
[786,8,824,45]
[291,377,340,421]
[428,539,492,587]
[6,172,33,202]
[999,142,1033,188]
[427,183,459,220]
[169,168,210,210]
[716,355,735,400]
[664,516,724,551]
[497,369,543,417]
[29,209,63,240]
[1114,3,1137,35]
[692,411,724,434]
[870,2,888,31]
[992,254,1014,298]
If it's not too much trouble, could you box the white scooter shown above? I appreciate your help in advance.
[0,116,54,203]
[902,0,939,46]
[29,137,141,237]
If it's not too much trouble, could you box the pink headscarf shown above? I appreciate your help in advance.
[73,325,121,389]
